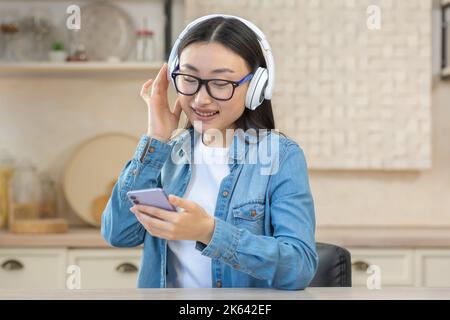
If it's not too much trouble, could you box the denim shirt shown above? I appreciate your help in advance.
[101,127,318,290]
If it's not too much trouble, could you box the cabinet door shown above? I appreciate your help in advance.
[415,250,450,287]
[67,249,142,289]
[0,248,66,289]
[349,248,414,287]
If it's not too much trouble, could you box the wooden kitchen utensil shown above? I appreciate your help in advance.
[63,133,137,227]
[91,180,116,225]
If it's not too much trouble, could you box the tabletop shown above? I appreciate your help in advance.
[1,287,450,300]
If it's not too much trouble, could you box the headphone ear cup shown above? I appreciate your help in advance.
[245,67,268,110]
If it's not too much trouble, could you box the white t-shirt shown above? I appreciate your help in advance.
[166,135,230,288]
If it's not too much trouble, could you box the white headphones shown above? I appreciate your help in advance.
[167,14,275,111]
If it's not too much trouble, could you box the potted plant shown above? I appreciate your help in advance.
[48,41,68,62]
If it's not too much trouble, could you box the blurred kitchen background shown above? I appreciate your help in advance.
[1,0,450,290]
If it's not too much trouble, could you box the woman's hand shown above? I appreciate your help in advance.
[130,195,215,245]
[140,63,183,141]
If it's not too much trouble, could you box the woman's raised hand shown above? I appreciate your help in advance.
[140,63,183,141]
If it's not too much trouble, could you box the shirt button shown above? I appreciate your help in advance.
[250,210,257,217]
[132,169,138,175]
[222,191,229,197]
[148,147,155,153]
[216,280,222,288]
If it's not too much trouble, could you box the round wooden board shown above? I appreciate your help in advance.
[62,133,138,227]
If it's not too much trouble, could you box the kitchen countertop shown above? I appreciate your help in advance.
[1,287,450,300]
[315,226,450,248]
[0,227,108,248]
[2,226,450,248]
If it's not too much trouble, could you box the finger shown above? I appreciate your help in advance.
[135,211,172,231]
[132,209,148,228]
[133,210,146,226]
[133,210,175,240]
[151,63,168,96]
[136,205,176,222]
[140,79,153,99]
[131,207,147,225]
[133,209,171,237]
[172,97,183,119]
[168,194,197,211]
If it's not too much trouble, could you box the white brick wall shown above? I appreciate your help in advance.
[185,0,432,169]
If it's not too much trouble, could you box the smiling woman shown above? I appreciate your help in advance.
[173,17,276,141]
[170,42,256,131]
[101,14,318,290]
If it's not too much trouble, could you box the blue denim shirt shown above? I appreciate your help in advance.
[101,127,318,290]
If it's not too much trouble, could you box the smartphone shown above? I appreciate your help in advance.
[127,188,176,211]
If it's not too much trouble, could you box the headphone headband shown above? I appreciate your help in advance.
[167,14,274,100]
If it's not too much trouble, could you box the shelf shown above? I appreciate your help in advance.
[0,61,164,74]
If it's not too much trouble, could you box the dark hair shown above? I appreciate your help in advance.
[177,17,277,132]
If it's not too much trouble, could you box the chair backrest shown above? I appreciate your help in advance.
[309,242,352,287]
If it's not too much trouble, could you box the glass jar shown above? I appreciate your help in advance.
[0,9,20,62]
[136,17,155,62]
[136,30,155,62]
[39,173,57,218]
[9,159,42,222]
[0,149,15,228]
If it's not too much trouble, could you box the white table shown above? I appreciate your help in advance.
[1,287,450,300]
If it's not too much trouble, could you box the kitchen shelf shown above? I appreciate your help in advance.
[0,61,164,74]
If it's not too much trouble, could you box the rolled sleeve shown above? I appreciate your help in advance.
[196,218,242,265]
[134,135,173,168]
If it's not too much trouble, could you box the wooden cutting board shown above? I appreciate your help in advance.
[63,133,137,227]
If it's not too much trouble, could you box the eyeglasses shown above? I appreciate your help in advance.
[171,66,254,101]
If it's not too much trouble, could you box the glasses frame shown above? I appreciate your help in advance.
[171,65,254,101]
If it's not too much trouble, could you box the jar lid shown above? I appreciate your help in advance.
[136,29,154,36]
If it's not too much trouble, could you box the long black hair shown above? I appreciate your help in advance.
[177,17,276,132]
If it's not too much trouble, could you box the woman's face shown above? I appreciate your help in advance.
[177,42,251,134]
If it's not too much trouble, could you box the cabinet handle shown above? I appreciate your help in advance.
[1,259,24,271]
[116,262,138,274]
[352,260,370,272]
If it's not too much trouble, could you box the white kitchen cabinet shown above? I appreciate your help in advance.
[2,245,450,289]
[414,250,450,287]
[0,247,142,290]
[0,248,66,289]
[349,248,450,288]
[67,249,142,289]
[349,248,415,287]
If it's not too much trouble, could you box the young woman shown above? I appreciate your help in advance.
[102,15,318,290]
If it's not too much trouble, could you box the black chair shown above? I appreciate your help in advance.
[309,242,352,287]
